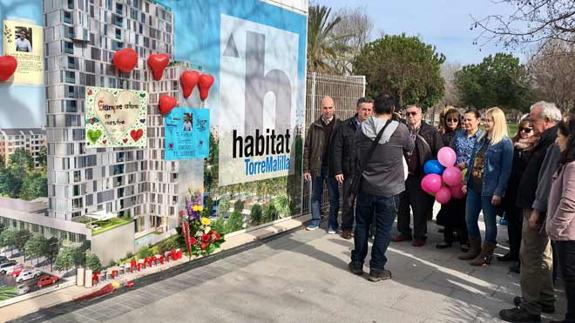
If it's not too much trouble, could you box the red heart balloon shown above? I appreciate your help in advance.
[180,70,200,99]
[159,95,177,115]
[112,48,138,73]
[0,55,18,82]
[147,53,170,81]
[130,129,144,142]
[198,73,215,101]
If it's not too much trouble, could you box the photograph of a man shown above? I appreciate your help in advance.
[15,28,32,52]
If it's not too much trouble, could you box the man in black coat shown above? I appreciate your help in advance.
[392,104,443,247]
[331,97,374,239]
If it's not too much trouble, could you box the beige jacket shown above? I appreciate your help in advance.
[546,161,575,241]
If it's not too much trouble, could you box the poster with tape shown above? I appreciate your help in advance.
[85,86,148,148]
[2,19,43,85]
[164,107,210,160]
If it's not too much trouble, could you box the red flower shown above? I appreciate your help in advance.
[211,231,221,241]
[178,210,186,217]
[201,233,210,243]
[189,237,197,245]
[200,242,208,250]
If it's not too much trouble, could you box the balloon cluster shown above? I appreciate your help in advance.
[421,147,465,204]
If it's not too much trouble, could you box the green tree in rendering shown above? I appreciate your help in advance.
[24,234,49,264]
[85,252,102,272]
[14,230,32,256]
[9,148,34,170]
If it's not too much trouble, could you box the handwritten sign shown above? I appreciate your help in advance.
[85,87,148,148]
[164,107,209,160]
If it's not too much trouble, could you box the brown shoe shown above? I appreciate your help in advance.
[412,239,426,247]
[391,234,412,242]
[340,229,353,240]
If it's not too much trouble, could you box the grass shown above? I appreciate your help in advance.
[91,217,133,236]
[0,286,17,301]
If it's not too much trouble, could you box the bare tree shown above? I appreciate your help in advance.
[331,6,374,74]
[440,62,462,106]
[473,0,575,48]
[528,39,575,111]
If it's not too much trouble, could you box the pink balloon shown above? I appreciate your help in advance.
[435,186,452,204]
[442,166,462,187]
[421,174,442,195]
[450,184,465,199]
[438,147,457,168]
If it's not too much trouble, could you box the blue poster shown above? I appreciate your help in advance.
[164,108,210,160]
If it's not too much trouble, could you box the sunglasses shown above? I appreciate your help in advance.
[520,127,532,133]
[446,118,458,122]
[406,111,418,116]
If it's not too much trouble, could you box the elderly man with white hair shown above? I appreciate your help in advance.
[500,101,563,322]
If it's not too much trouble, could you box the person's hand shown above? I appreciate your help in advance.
[491,195,501,206]
[528,211,541,231]
[335,174,344,184]
[304,172,312,182]
[461,185,467,194]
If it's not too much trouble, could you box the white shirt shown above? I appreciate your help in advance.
[15,38,32,52]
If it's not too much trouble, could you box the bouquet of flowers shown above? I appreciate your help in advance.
[179,191,225,256]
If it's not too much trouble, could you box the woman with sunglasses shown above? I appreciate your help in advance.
[498,118,538,273]
[460,107,513,266]
[436,108,468,250]
[546,116,575,323]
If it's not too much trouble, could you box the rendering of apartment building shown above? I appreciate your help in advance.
[0,128,47,168]
[44,0,197,247]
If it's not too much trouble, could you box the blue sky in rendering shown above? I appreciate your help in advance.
[315,0,525,64]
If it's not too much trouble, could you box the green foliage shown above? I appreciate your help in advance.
[272,195,290,218]
[0,230,17,249]
[0,286,16,301]
[353,34,445,107]
[9,148,34,170]
[157,236,181,253]
[262,204,278,223]
[211,216,226,234]
[202,196,213,217]
[125,251,134,259]
[454,53,534,111]
[217,196,230,217]
[24,234,49,260]
[250,204,263,225]
[233,200,245,213]
[38,146,47,168]
[53,247,76,271]
[204,132,219,192]
[0,149,47,200]
[307,5,348,73]
[85,252,102,272]
[0,167,25,198]
[137,246,154,259]
[19,172,48,201]
[225,210,244,233]
[14,230,32,253]
[46,237,59,265]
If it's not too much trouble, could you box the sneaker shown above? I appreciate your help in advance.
[499,307,540,322]
[367,269,392,282]
[327,228,337,234]
[391,234,412,242]
[513,296,555,314]
[305,225,319,231]
[348,262,364,275]
[412,239,426,247]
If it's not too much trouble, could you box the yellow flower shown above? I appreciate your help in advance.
[201,217,211,225]
[192,205,203,212]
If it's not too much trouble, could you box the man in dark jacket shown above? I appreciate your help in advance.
[303,96,341,232]
[331,97,374,239]
[349,93,413,282]
[500,101,562,322]
[392,104,443,247]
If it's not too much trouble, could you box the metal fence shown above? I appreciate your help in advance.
[302,73,366,215]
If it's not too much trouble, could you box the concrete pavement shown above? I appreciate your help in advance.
[10,220,567,323]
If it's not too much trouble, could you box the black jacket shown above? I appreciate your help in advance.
[407,121,444,177]
[516,125,559,209]
[331,115,361,176]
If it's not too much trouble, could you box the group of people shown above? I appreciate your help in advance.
[303,95,574,323]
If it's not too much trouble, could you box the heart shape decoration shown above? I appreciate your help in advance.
[147,53,170,81]
[168,143,174,149]
[93,90,141,144]
[159,95,177,115]
[130,129,144,142]
[0,55,18,82]
[123,138,128,143]
[87,129,102,144]
[198,73,215,101]
[180,70,200,99]
[112,48,138,73]
[140,118,146,124]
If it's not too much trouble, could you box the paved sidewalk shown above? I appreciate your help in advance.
[11,220,566,323]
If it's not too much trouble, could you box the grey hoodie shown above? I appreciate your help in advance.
[355,116,414,197]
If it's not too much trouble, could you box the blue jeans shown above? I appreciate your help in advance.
[351,192,399,272]
[465,189,498,244]
[310,166,339,229]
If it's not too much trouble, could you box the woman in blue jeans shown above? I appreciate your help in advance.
[459,107,514,266]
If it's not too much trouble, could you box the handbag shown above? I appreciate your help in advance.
[349,119,392,196]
